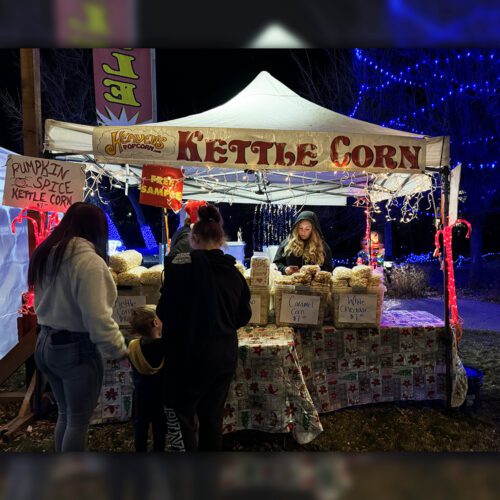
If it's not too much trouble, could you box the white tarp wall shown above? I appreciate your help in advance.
[0,147,28,358]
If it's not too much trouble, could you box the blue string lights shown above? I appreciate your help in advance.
[252,204,297,252]
[354,49,497,81]
[332,251,500,269]
[351,49,498,119]
[382,82,499,128]
[393,252,500,268]
[140,224,158,250]
[105,212,124,249]
[465,162,497,170]
[460,136,496,146]
[350,49,499,178]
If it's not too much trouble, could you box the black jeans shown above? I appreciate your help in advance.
[165,337,238,451]
[169,369,234,451]
[133,375,166,452]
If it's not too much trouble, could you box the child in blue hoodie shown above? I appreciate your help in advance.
[128,305,165,452]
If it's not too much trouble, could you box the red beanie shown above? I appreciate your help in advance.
[184,200,207,224]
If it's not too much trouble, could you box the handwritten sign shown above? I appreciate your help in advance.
[112,295,146,326]
[249,295,262,324]
[2,155,86,212]
[338,294,377,323]
[280,293,320,325]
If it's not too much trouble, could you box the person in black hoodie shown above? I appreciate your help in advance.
[156,204,252,451]
[273,211,333,275]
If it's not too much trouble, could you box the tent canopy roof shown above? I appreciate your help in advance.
[45,71,446,205]
[158,71,422,137]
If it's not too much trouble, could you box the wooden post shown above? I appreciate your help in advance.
[20,47,43,254]
[19,48,44,412]
[20,48,42,156]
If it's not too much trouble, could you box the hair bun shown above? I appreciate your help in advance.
[198,204,221,224]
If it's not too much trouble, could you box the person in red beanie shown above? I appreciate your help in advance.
[169,200,207,256]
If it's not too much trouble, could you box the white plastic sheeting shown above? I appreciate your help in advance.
[0,147,28,358]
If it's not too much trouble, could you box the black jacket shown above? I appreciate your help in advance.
[129,338,164,393]
[156,250,252,376]
[169,224,192,256]
[273,211,333,274]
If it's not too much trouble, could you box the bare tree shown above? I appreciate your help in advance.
[40,49,96,126]
[0,49,96,153]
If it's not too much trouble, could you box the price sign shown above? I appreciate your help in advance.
[112,296,146,326]
[249,294,261,324]
[338,294,377,323]
[280,293,320,325]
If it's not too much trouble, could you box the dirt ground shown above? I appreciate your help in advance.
[0,328,498,452]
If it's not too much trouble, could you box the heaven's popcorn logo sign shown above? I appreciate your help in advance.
[104,130,168,156]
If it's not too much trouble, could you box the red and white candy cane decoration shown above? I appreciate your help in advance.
[434,219,472,343]
[11,207,60,247]
[11,207,61,315]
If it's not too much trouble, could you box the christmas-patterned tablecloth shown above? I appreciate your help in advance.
[223,325,323,444]
[294,310,467,413]
[90,357,134,424]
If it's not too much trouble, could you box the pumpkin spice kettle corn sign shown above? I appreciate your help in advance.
[2,155,86,212]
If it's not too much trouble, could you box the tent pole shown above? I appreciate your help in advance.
[164,208,170,255]
[441,165,452,408]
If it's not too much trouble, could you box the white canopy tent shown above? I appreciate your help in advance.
[44,71,448,206]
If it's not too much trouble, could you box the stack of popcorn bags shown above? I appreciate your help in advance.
[274,265,330,327]
[248,256,271,325]
[109,250,164,303]
[330,264,385,328]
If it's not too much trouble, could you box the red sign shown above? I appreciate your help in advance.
[93,48,156,125]
[139,165,184,212]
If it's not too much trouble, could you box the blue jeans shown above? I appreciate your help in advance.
[35,326,104,452]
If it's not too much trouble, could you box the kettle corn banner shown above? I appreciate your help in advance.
[93,125,428,173]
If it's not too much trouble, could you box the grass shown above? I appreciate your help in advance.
[1,328,498,452]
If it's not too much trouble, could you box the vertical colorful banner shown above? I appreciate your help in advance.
[54,0,136,46]
[93,48,156,125]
